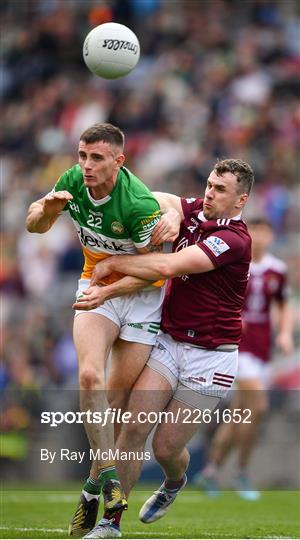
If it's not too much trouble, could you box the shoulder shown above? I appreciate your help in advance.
[117,167,159,213]
[221,219,251,248]
[181,197,203,218]
[57,164,83,189]
[228,218,250,237]
[118,167,155,198]
[204,218,250,245]
[200,219,251,262]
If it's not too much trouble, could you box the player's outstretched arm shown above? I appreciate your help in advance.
[26,191,73,233]
[91,245,215,284]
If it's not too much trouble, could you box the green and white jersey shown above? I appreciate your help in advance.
[53,164,161,284]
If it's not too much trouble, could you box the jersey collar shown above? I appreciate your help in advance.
[197,210,242,222]
[86,187,111,206]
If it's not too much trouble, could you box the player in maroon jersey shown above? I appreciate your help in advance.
[194,218,294,501]
[83,158,254,538]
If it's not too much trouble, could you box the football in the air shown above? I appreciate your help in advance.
[83,22,140,79]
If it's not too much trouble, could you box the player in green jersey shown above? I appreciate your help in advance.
[26,123,179,538]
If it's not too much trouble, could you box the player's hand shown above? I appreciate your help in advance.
[43,191,73,217]
[151,208,181,245]
[72,286,107,310]
[275,332,294,356]
[90,259,113,286]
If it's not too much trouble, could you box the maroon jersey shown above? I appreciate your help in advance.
[240,253,288,362]
[161,198,251,348]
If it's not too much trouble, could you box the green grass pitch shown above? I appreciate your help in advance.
[1,485,299,539]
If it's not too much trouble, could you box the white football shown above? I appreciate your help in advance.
[83,22,140,79]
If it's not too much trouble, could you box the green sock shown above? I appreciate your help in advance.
[83,476,101,495]
[99,465,119,489]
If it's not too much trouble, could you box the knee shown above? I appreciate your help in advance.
[79,366,104,390]
[118,420,148,449]
[107,389,128,412]
[152,434,178,464]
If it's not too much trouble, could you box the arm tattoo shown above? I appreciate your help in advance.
[148,244,163,253]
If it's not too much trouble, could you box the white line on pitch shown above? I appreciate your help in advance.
[0,526,65,532]
[0,526,169,537]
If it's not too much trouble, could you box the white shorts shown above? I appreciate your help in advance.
[238,352,271,387]
[148,332,238,406]
[75,279,165,346]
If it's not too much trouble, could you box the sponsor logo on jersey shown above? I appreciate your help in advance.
[111,221,124,234]
[69,201,80,213]
[142,217,160,231]
[138,216,160,241]
[140,211,160,226]
[203,236,230,257]
[75,223,135,254]
[186,198,196,203]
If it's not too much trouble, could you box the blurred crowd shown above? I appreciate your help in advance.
[1,0,299,467]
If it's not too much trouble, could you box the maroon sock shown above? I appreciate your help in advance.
[112,510,123,527]
[103,509,123,527]
[164,477,185,491]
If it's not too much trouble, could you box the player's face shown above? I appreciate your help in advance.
[249,224,273,254]
[203,171,248,219]
[78,140,124,195]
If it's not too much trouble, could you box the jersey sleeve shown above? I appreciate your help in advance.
[181,198,203,219]
[198,229,247,267]
[129,196,161,249]
[52,173,68,192]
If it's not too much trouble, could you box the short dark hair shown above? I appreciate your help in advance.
[80,123,125,150]
[214,158,254,195]
[247,217,273,228]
